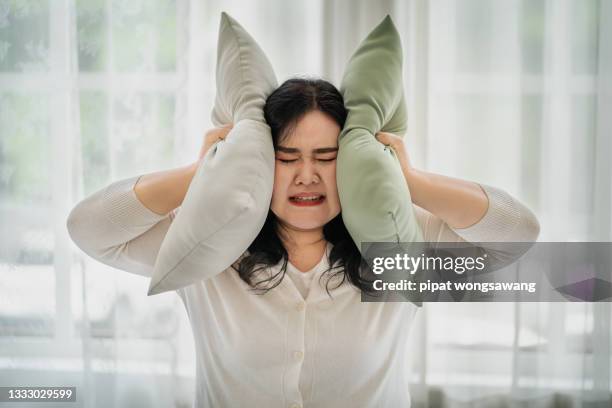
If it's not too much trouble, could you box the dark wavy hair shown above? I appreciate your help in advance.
[233,78,373,297]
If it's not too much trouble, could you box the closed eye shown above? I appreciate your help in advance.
[276,157,336,164]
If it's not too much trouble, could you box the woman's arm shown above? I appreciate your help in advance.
[66,163,198,277]
[67,126,232,277]
[376,131,488,229]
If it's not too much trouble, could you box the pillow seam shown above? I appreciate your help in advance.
[225,16,247,113]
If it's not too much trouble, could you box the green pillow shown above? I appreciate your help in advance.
[337,15,423,250]
[147,12,277,295]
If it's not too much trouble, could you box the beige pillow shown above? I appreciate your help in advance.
[147,13,277,295]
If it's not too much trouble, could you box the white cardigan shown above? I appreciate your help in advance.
[66,175,540,408]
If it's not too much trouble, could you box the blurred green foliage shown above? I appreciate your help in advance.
[76,0,177,72]
[0,0,50,72]
[0,93,51,205]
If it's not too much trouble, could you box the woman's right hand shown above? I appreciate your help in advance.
[198,124,233,161]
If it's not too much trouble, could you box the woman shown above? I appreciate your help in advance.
[67,78,540,407]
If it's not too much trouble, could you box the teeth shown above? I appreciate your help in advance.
[292,196,322,201]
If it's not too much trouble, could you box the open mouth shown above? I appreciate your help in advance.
[288,194,326,206]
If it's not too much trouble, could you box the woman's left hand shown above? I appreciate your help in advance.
[375,131,412,173]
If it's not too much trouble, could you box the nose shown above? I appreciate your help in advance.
[295,159,320,185]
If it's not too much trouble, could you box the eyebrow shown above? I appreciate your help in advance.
[276,146,339,154]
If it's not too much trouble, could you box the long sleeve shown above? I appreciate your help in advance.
[66,175,177,278]
[413,183,540,270]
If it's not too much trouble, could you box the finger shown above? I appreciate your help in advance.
[219,125,233,139]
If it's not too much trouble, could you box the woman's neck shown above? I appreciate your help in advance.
[280,227,324,250]
[278,224,327,269]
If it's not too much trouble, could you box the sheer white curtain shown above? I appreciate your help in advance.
[1,0,610,407]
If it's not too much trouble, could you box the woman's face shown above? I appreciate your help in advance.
[271,110,342,232]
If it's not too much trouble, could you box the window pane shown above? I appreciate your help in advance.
[76,0,108,72]
[521,0,545,74]
[571,0,600,75]
[112,92,175,177]
[455,0,519,74]
[73,264,182,340]
[0,93,52,205]
[427,303,517,390]
[111,0,177,72]
[565,303,593,353]
[80,91,110,194]
[570,95,596,215]
[0,0,50,72]
[0,264,55,336]
[520,95,542,212]
[453,94,520,188]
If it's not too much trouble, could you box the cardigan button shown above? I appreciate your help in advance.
[293,350,304,361]
[296,302,305,312]
[289,403,301,408]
